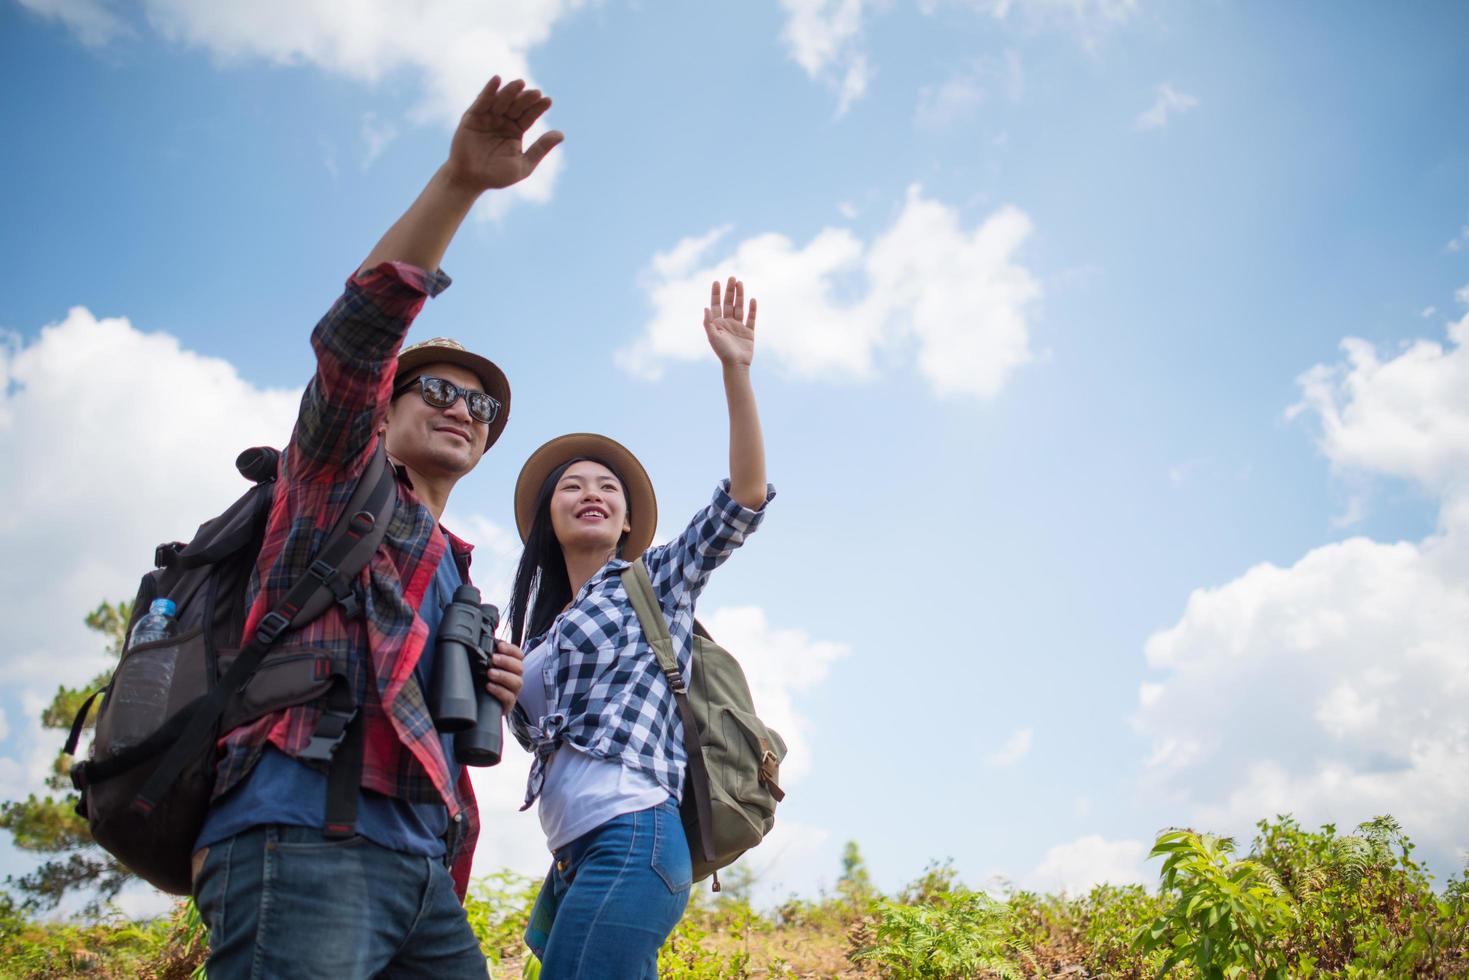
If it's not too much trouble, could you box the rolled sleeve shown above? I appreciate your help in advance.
[644,480,776,607]
[290,263,452,480]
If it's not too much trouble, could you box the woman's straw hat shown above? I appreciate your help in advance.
[514,433,657,559]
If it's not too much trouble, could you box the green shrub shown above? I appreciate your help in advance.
[463,869,542,967]
[1134,829,1298,979]
[852,888,1030,979]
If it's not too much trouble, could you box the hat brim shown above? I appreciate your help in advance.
[514,434,657,561]
[394,346,511,452]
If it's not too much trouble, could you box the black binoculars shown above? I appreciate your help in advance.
[427,583,503,767]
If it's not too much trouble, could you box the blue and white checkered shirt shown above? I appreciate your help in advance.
[509,480,775,810]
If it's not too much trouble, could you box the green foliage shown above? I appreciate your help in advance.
[0,899,202,979]
[1076,883,1172,977]
[837,840,876,908]
[852,866,1030,980]
[1248,814,1469,976]
[0,600,133,914]
[0,816,1464,978]
[1135,828,1297,978]
[463,869,542,967]
[658,900,757,979]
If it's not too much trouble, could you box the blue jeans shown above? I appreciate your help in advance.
[192,825,486,979]
[527,800,692,979]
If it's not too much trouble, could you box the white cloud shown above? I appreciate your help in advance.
[621,185,1040,400]
[698,606,851,786]
[1026,835,1148,895]
[781,0,1131,108]
[978,0,1139,48]
[1136,312,1469,872]
[438,511,524,613]
[986,727,1033,767]
[16,0,130,46]
[1422,306,1438,318]
[778,0,870,113]
[1134,82,1199,131]
[359,112,399,170]
[0,693,65,807]
[1446,225,1469,253]
[42,0,575,218]
[1287,316,1469,495]
[915,50,1023,129]
[0,308,300,807]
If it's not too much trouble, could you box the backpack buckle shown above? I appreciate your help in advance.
[297,708,359,762]
[154,542,185,568]
[256,611,291,645]
[758,743,785,801]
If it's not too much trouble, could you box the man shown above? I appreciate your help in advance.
[189,75,563,978]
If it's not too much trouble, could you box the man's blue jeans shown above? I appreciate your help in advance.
[192,825,486,979]
[527,799,693,979]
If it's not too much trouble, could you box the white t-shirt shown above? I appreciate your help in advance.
[518,636,670,851]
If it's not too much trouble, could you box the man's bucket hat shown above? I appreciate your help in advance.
[514,433,657,560]
[394,337,511,451]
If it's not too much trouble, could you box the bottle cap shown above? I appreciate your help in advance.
[150,598,177,616]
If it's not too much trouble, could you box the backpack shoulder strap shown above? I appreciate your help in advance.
[622,560,676,676]
[110,444,397,816]
[620,560,718,876]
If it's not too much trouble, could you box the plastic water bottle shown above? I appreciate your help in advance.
[129,598,178,647]
[113,598,180,747]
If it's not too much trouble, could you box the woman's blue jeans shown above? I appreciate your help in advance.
[192,825,486,979]
[527,799,693,979]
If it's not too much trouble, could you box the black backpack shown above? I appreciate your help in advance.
[67,444,395,895]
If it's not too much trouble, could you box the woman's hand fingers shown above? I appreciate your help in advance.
[486,641,526,711]
[747,296,757,332]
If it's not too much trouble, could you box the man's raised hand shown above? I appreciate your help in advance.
[445,75,565,192]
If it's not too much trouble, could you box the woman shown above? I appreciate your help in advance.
[506,277,773,977]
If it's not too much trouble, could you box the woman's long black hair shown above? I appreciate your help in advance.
[506,457,632,647]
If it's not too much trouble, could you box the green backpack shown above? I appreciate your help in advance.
[622,561,787,890]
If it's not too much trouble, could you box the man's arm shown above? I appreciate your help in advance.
[358,76,564,275]
[289,76,563,481]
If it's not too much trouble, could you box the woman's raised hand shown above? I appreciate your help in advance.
[703,277,757,368]
[444,75,565,192]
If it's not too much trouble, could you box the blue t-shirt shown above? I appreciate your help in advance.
[196,535,465,856]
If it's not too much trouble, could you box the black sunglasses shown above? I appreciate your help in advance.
[393,375,501,425]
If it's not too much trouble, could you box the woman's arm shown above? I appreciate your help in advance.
[704,277,767,509]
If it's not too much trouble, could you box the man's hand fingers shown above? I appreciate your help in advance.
[734,280,744,319]
[465,75,503,115]
[508,88,543,120]
[724,276,737,318]
[711,280,722,314]
[516,96,554,131]
[747,297,757,332]
[489,78,528,115]
[523,130,565,169]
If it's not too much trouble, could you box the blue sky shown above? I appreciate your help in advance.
[3,0,1468,911]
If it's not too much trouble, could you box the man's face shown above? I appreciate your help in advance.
[383,361,491,479]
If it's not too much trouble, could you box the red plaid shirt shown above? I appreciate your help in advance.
[212,262,479,896]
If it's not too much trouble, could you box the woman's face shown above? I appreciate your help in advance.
[548,460,632,557]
